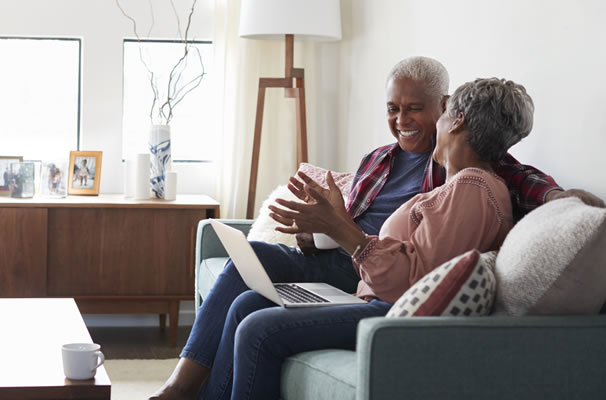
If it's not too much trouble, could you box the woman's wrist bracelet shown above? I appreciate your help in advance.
[351,234,369,258]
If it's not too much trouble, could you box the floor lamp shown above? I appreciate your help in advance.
[239,0,342,219]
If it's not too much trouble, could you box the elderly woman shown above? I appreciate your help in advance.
[193,77,532,400]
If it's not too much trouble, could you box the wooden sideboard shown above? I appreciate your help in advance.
[0,194,220,346]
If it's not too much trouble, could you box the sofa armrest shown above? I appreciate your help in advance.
[356,316,606,400]
[196,219,254,261]
[194,219,253,310]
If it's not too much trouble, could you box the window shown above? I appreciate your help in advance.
[0,37,81,160]
[122,39,216,162]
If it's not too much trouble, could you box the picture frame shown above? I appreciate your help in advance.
[68,151,103,195]
[40,161,68,198]
[0,156,24,197]
[9,162,36,198]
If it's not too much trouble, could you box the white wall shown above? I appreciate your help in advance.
[0,0,216,196]
[3,1,603,201]
[323,0,606,200]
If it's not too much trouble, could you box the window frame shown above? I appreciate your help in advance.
[0,36,82,157]
[122,38,214,164]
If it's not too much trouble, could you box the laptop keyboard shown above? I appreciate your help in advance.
[275,284,330,304]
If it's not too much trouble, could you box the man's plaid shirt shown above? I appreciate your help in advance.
[345,143,562,222]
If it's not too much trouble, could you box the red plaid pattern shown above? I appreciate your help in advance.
[347,143,562,222]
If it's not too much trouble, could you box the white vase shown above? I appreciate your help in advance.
[149,125,172,199]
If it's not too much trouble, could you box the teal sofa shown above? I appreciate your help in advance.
[195,219,606,400]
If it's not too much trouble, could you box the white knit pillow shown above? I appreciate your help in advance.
[494,197,606,316]
[247,185,298,247]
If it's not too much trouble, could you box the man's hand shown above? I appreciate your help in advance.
[546,188,605,208]
[295,232,318,255]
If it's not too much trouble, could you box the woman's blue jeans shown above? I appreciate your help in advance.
[180,241,391,400]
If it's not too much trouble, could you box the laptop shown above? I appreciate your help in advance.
[209,219,367,307]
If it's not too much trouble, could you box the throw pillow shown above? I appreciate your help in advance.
[297,163,354,198]
[247,185,298,247]
[247,164,354,247]
[386,249,497,317]
[493,197,606,316]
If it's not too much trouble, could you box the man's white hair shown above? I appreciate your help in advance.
[387,56,449,98]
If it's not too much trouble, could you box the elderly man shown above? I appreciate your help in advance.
[151,56,603,400]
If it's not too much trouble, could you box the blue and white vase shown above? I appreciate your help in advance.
[149,124,172,199]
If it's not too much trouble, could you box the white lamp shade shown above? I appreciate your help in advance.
[239,0,342,41]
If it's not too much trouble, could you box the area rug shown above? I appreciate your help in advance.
[104,358,178,400]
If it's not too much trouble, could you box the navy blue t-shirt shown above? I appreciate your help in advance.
[355,149,430,236]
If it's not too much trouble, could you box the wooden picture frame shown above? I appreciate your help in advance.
[68,151,102,195]
[0,156,24,197]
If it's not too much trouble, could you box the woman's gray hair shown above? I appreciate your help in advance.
[446,78,534,161]
[387,56,449,99]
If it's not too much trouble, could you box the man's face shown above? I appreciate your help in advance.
[386,77,444,154]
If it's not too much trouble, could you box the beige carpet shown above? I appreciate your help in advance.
[104,359,178,400]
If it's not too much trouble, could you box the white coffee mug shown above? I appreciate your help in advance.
[313,233,340,250]
[62,343,105,380]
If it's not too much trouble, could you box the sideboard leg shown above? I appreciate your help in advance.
[169,300,180,348]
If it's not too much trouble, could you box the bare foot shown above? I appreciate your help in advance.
[148,383,191,400]
[148,358,210,400]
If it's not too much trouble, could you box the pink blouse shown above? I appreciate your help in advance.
[353,168,513,304]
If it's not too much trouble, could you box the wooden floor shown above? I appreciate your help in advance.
[88,325,192,359]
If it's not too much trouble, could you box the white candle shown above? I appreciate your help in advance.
[164,171,177,201]
[135,153,151,200]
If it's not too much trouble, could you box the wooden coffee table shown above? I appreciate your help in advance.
[0,298,111,400]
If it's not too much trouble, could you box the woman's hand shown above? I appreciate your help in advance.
[269,171,348,236]
[287,171,344,207]
[271,171,369,255]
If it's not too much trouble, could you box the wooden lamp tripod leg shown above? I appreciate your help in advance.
[246,35,308,219]
[247,81,266,219]
[294,79,308,166]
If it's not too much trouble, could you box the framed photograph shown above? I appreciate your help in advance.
[40,161,68,198]
[68,151,103,195]
[0,156,24,197]
[8,162,36,198]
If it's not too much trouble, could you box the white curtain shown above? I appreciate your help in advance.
[212,0,324,219]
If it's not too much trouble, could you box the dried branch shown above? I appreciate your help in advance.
[147,0,155,38]
[170,0,183,39]
[117,0,205,125]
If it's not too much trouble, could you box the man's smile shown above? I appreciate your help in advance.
[397,129,420,138]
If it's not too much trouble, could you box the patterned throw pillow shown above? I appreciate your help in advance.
[386,250,497,317]
[297,163,354,198]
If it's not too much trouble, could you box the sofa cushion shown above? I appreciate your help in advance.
[494,197,606,316]
[386,249,497,317]
[198,257,229,301]
[281,350,356,400]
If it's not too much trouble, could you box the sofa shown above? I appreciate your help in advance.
[194,207,606,400]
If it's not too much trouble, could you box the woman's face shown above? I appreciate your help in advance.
[432,111,455,166]
[385,77,443,154]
